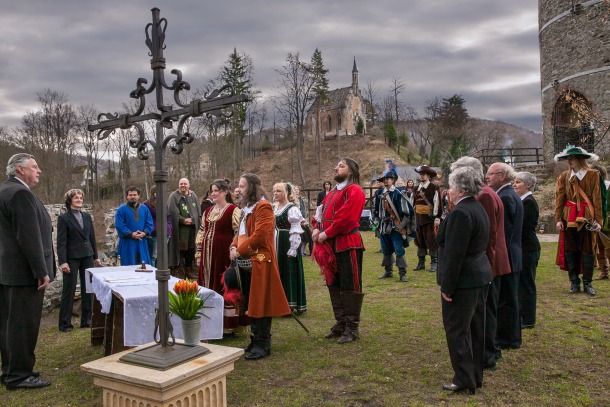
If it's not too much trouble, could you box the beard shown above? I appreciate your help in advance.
[334,173,348,183]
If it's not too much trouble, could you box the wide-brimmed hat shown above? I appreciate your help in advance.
[415,165,437,177]
[554,144,599,162]
[377,169,398,182]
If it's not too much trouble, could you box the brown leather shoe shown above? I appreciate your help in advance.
[594,272,608,280]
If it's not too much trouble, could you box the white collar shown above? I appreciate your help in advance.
[570,168,587,181]
[455,195,472,205]
[383,185,396,193]
[242,197,266,216]
[336,181,348,190]
[496,183,512,193]
[417,180,430,189]
[14,176,30,189]
[520,191,533,201]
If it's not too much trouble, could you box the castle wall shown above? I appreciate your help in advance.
[539,0,610,162]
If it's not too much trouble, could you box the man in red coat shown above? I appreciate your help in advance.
[313,158,366,343]
[451,157,510,370]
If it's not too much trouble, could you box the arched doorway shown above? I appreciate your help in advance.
[552,90,594,154]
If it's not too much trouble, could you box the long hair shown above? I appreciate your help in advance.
[273,182,298,205]
[343,157,360,185]
[240,173,267,206]
[210,178,233,204]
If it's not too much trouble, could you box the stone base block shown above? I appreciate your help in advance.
[81,342,244,407]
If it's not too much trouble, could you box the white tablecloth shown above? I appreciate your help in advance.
[85,266,224,346]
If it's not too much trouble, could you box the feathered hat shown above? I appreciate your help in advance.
[415,165,437,178]
[377,159,398,181]
[553,144,599,162]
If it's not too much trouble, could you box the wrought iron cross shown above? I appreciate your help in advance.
[88,8,247,370]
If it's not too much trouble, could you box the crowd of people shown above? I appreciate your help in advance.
[0,146,608,393]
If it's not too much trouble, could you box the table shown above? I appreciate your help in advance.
[85,265,223,353]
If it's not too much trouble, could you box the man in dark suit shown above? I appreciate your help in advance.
[0,153,55,390]
[437,166,492,394]
[57,189,102,332]
[486,162,524,353]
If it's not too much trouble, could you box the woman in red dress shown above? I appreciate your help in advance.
[195,178,243,332]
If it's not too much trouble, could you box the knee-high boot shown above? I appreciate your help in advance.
[338,291,364,344]
[324,286,345,339]
[413,247,427,270]
[379,254,394,279]
[396,255,408,282]
[429,250,438,273]
[245,317,272,360]
[565,252,581,293]
[582,253,596,296]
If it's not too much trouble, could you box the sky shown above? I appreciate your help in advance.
[0,0,542,133]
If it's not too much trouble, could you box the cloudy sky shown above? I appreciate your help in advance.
[0,0,542,132]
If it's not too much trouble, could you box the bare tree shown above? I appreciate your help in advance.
[12,89,78,202]
[388,76,406,125]
[274,53,316,186]
[76,104,109,205]
[364,79,379,127]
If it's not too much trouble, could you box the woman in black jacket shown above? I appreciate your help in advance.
[57,189,101,332]
[513,171,541,329]
[437,166,492,395]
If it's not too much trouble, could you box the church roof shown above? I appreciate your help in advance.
[307,86,352,113]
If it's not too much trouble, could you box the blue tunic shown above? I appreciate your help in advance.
[115,203,154,266]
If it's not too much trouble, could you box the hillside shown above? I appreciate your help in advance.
[242,134,408,190]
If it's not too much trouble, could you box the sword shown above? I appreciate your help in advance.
[290,309,310,333]
[584,220,610,247]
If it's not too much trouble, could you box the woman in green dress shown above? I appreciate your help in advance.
[272,182,307,313]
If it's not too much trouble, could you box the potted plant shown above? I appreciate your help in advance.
[169,279,212,345]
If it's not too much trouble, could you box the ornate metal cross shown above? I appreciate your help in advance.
[88,7,247,370]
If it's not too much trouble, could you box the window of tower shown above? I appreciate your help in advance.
[552,91,594,154]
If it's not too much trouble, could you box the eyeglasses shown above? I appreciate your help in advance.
[486,171,504,176]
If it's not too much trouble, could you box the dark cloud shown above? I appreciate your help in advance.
[0,0,542,132]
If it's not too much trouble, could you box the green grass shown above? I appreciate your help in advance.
[2,232,609,406]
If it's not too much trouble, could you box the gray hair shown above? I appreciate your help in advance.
[449,166,484,197]
[491,162,516,182]
[450,156,484,181]
[515,171,537,192]
[6,153,34,177]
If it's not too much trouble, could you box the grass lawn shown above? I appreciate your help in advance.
[2,232,609,406]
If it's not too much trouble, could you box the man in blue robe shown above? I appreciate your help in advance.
[115,186,154,266]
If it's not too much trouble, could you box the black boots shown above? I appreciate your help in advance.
[337,291,364,344]
[324,286,345,339]
[582,253,596,296]
[429,251,438,273]
[566,252,596,296]
[379,254,394,279]
[245,317,272,360]
[413,257,426,271]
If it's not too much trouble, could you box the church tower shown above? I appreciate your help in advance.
[352,57,359,94]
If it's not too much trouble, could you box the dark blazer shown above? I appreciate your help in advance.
[436,196,492,296]
[57,210,98,263]
[521,194,541,252]
[497,185,524,274]
[0,177,55,285]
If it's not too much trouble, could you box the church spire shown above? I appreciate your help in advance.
[352,57,359,94]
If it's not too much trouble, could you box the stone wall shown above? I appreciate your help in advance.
[539,0,610,162]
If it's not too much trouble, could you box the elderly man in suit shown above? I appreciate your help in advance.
[57,189,102,332]
[0,153,55,390]
[486,162,524,354]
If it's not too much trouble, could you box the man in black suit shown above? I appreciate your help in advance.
[0,153,54,390]
[437,166,492,394]
[486,162,524,353]
[57,189,102,332]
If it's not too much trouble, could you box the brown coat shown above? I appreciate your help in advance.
[555,169,603,225]
[232,200,290,318]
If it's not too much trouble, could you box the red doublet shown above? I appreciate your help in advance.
[315,184,365,252]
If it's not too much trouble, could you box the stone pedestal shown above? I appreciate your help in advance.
[81,343,244,407]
